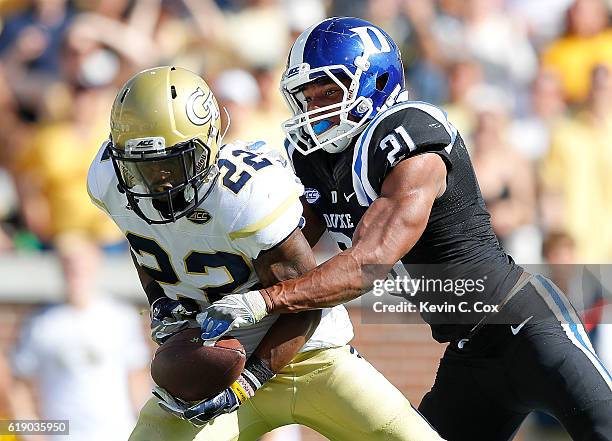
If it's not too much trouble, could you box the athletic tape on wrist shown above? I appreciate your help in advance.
[230,380,250,403]
[245,357,275,386]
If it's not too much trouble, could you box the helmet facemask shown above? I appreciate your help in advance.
[281,65,373,155]
[108,136,219,224]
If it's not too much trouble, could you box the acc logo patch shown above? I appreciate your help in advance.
[187,209,212,225]
[304,188,320,204]
[285,63,309,79]
[286,66,301,78]
[125,137,165,151]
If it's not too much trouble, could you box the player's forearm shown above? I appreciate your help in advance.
[130,251,165,306]
[142,280,166,306]
[251,228,322,372]
[259,248,390,313]
[252,310,321,372]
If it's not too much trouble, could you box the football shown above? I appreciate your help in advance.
[151,328,246,402]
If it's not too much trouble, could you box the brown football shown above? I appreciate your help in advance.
[151,328,246,402]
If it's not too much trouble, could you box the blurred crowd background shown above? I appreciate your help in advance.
[1,0,612,262]
[0,0,611,440]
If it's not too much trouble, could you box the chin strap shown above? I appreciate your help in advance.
[321,122,367,154]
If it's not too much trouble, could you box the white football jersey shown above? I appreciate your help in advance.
[87,140,353,356]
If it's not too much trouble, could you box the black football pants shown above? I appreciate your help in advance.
[419,274,612,441]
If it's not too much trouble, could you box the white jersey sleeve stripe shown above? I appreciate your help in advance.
[228,190,300,240]
[87,183,110,214]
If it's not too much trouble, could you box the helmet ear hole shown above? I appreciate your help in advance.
[376,73,389,91]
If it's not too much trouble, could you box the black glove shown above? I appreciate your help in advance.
[150,297,199,345]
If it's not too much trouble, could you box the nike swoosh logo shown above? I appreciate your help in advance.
[511,315,534,335]
[344,192,356,202]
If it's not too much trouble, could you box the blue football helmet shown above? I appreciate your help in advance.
[281,17,405,154]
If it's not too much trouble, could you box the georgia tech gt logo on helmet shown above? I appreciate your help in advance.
[186,87,219,126]
[107,66,222,225]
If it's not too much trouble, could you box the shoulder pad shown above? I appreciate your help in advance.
[353,102,458,205]
[87,140,116,214]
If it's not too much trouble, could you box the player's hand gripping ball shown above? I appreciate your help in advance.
[151,328,246,402]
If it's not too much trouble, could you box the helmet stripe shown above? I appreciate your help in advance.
[288,20,324,68]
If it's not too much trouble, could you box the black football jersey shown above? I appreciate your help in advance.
[287,100,523,343]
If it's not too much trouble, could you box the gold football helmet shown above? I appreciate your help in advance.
[108,66,222,224]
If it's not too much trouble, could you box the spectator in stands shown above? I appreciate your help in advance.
[12,25,122,247]
[510,68,568,161]
[508,0,574,50]
[463,0,538,89]
[0,0,75,76]
[214,68,263,143]
[470,92,539,262]
[284,0,326,40]
[427,0,538,91]
[0,0,77,121]
[399,0,450,103]
[542,0,612,103]
[328,0,368,18]
[0,59,32,251]
[10,234,150,441]
[215,0,291,69]
[443,59,484,141]
[542,231,607,325]
[250,65,294,148]
[540,65,612,261]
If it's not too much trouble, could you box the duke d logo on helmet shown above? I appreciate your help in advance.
[350,26,392,58]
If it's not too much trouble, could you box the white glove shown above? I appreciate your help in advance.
[197,290,268,342]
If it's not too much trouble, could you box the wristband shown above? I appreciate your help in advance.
[244,356,275,386]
